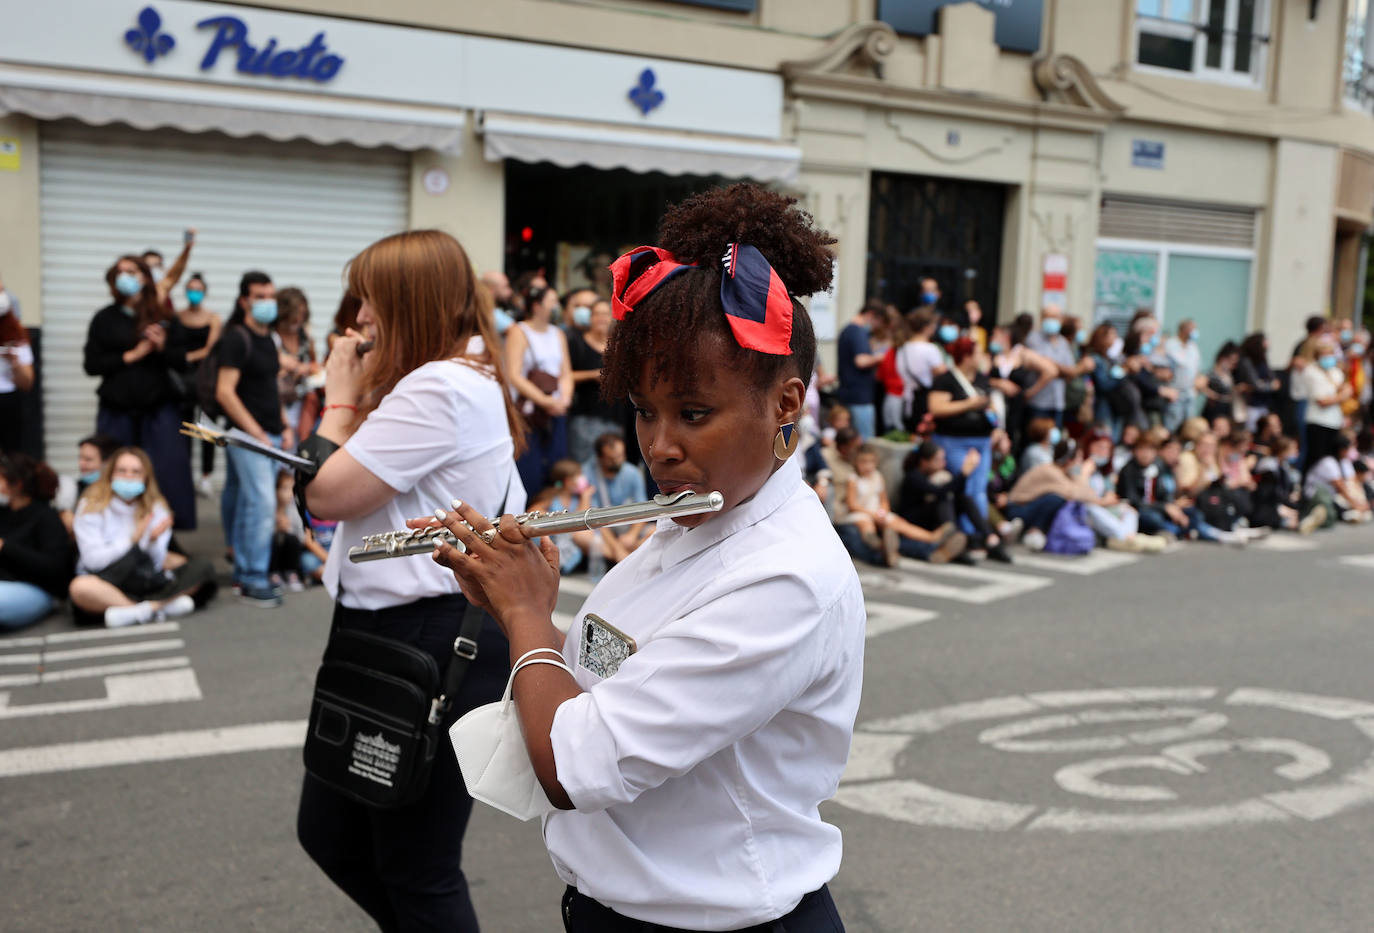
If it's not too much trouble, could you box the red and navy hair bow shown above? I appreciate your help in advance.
[607,242,794,356]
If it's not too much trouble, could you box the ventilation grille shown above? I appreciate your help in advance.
[1099,198,1256,249]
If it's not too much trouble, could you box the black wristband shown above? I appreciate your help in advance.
[294,433,342,526]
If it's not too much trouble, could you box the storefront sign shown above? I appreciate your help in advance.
[877,0,1044,54]
[196,16,344,82]
[122,6,345,82]
[0,137,20,172]
[1041,253,1067,308]
[1,0,786,138]
[1132,139,1166,170]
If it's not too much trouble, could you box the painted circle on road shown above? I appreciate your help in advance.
[836,687,1374,832]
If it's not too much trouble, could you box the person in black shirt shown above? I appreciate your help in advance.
[83,254,197,530]
[0,454,72,630]
[898,441,1011,563]
[216,271,292,608]
[927,336,997,533]
[566,298,624,463]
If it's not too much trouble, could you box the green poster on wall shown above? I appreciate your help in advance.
[1094,249,1159,329]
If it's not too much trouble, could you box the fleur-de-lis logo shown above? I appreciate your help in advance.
[628,68,664,116]
[125,6,175,64]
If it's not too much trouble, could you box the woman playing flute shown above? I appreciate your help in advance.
[296,230,525,931]
[432,184,865,932]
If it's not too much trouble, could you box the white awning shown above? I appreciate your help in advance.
[480,111,800,183]
[0,68,465,154]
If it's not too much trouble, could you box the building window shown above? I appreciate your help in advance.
[663,0,756,10]
[1346,0,1374,108]
[1135,0,1268,83]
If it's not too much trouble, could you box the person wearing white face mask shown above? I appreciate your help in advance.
[567,298,625,464]
[216,271,294,608]
[1299,335,1352,485]
[68,447,216,627]
[84,255,198,530]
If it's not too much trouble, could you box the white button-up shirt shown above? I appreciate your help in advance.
[545,456,865,930]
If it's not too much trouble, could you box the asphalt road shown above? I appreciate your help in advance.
[5,523,1374,932]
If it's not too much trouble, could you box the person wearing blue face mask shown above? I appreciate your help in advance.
[216,271,294,608]
[567,298,626,463]
[834,301,885,439]
[177,273,223,498]
[1298,335,1353,484]
[68,446,216,627]
[1023,304,1091,434]
[84,254,197,532]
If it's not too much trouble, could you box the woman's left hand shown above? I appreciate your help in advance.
[429,501,562,634]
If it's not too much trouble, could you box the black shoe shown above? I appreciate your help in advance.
[986,544,1014,564]
[952,551,978,566]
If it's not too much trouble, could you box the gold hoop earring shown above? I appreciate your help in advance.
[773,422,799,461]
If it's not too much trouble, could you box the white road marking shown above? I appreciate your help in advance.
[1055,755,1195,802]
[0,719,306,779]
[0,668,202,720]
[1338,554,1374,569]
[857,559,1052,605]
[838,686,1374,833]
[0,621,181,649]
[1226,687,1374,720]
[1251,536,1318,552]
[0,656,191,688]
[864,603,938,639]
[977,708,1228,753]
[1010,550,1141,576]
[0,639,186,665]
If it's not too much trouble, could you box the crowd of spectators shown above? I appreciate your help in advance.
[815,296,1374,567]
[5,236,1373,628]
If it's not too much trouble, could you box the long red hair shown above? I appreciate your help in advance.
[346,230,526,454]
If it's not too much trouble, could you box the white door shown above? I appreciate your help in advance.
[38,121,409,466]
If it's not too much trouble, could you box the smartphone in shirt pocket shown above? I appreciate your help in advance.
[578,614,636,680]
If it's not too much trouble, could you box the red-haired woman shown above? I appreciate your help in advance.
[83,255,196,529]
[433,185,863,931]
[0,279,34,454]
[297,229,526,932]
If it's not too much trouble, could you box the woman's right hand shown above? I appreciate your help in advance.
[124,337,155,363]
[132,512,153,543]
[324,327,368,407]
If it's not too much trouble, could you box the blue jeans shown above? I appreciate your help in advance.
[933,434,991,533]
[1138,504,1219,541]
[834,523,885,566]
[515,417,569,499]
[223,435,280,590]
[0,581,55,630]
[1006,494,1067,531]
[1164,392,1195,434]
[98,401,196,530]
[849,403,876,440]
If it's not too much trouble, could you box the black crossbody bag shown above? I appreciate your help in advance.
[302,473,514,809]
[302,601,486,809]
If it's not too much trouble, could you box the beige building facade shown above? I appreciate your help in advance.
[2,0,1373,455]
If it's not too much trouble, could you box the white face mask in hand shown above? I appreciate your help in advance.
[450,649,570,821]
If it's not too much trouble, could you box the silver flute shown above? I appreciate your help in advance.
[347,490,724,562]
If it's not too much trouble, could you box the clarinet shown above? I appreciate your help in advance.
[347,490,724,562]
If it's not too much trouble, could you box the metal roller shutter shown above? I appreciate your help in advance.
[39,121,409,463]
[1099,197,1256,249]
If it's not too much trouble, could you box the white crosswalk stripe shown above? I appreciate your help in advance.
[0,623,200,720]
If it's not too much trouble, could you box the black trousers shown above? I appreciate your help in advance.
[561,886,844,933]
[297,593,510,933]
[1302,422,1343,485]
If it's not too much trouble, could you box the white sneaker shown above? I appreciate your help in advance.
[1215,530,1247,548]
[1022,528,1047,552]
[159,595,196,619]
[104,601,156,628]
[284,573,305,593]
[196,475,214,498]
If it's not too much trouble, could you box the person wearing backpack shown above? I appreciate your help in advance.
[216,271,293,608]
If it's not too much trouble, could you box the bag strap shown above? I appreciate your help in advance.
[430,465,521,723]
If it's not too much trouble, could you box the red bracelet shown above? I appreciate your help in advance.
[323,403,358,415]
